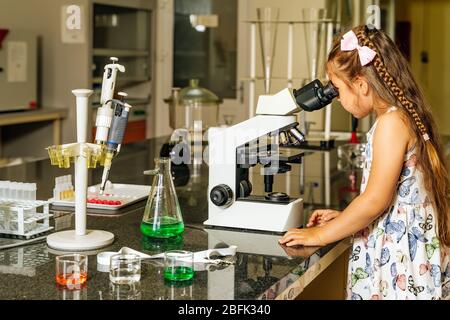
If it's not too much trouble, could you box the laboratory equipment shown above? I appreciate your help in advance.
[257,7,279,94]
[53,175,74,201]
[244,10,337,150]
[140,158,184,238]
[292,79,338,112]
[164,79,221,173]
[164,279,193,300]
[109,282,142,300]
[46,57,132,250]
[302,8,329,82]
[165,79,223,132]
[96,245,237,272]
[95,57,125,145]
[99,93,132,195]
[46,89,115,251]
[0,29,38,111]
[205,79,338,232]
[141,234,184,254]
[0,181,36,201]
[55,254,88,289]
[0,180,52,239]
[337,143,366,171]
[109,254,141,285]
[51,183,150,211]
[350,116,360,143]
[164,250,194,282]
[58,287,88,300]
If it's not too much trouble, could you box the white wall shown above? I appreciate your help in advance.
[0,0,90,156]
[153,0,174,138]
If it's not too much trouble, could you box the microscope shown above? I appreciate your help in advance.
[205,80,338,232]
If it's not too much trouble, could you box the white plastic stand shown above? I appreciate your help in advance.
[47,89,114,251]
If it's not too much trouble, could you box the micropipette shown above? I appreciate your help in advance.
[95,57,125,146]
[99,95,132,195]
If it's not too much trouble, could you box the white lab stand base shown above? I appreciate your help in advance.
[46,230,114,251]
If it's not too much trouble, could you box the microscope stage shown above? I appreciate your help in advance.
[237,195,295,204]
[237,147,304,165]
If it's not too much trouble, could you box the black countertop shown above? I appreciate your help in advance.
[0,137,355,300]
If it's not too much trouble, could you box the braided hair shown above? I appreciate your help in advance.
[328,25,450,246]
[356,27,429,140]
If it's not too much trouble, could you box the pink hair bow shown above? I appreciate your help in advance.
[340,30,377,66]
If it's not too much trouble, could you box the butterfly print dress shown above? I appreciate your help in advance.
[346,107,450,300]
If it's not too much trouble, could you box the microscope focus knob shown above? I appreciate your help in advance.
[210,185,233,207]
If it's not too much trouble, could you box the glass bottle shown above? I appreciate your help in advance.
[140,157,184,238]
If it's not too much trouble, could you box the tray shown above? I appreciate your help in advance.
[50,183,151,211]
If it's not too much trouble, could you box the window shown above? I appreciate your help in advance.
[173,0,238,99]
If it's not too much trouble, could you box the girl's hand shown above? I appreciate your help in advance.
[279,243,321,257]
[278,227,326,247]
[307,209,341,227]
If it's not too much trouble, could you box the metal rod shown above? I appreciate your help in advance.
[324,22,334,141]
[287,22,294,88]
[249,22,256,118]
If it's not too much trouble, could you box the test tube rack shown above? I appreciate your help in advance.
[45,89,115,251]
[0,199,53,239]
[0,180,52,239]
[47,142,105,170]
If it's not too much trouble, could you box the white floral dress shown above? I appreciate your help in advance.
[346,107,450,300]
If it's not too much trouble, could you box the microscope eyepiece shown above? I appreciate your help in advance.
[322,82,339,101]
[293,79,339,112]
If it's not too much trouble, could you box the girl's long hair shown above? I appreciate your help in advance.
[328,25,450,246]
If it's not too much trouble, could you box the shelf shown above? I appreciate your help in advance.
[92,76,150,84]
[93,48,149,57]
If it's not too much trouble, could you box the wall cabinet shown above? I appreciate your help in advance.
[91,1,155,143]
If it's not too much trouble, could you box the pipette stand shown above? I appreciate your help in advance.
[46,89,114,251]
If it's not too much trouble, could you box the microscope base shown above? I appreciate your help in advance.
[205,198,303,232]
[46,229,114,251]
[206,227,291,257]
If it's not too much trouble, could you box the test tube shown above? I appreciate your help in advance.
[25,183,29,200]
[31,183,37,201]
[0,181,4,199]
[17,182,24,201]
[10,182,17,200]
[4,181,10,199]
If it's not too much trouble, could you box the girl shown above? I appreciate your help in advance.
[279,25,450,300]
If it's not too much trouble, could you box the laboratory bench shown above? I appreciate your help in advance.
[0,108,67,145]
[0,137,354,300]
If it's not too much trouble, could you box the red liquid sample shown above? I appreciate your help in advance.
[87,198,122,206]
[56,272,88,287]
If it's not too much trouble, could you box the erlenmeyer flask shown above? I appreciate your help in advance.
[140,157,184,238]
[257,7,279,94]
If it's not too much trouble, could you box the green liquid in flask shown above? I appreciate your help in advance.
[164,266,194,281]
[140,216,184,238]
